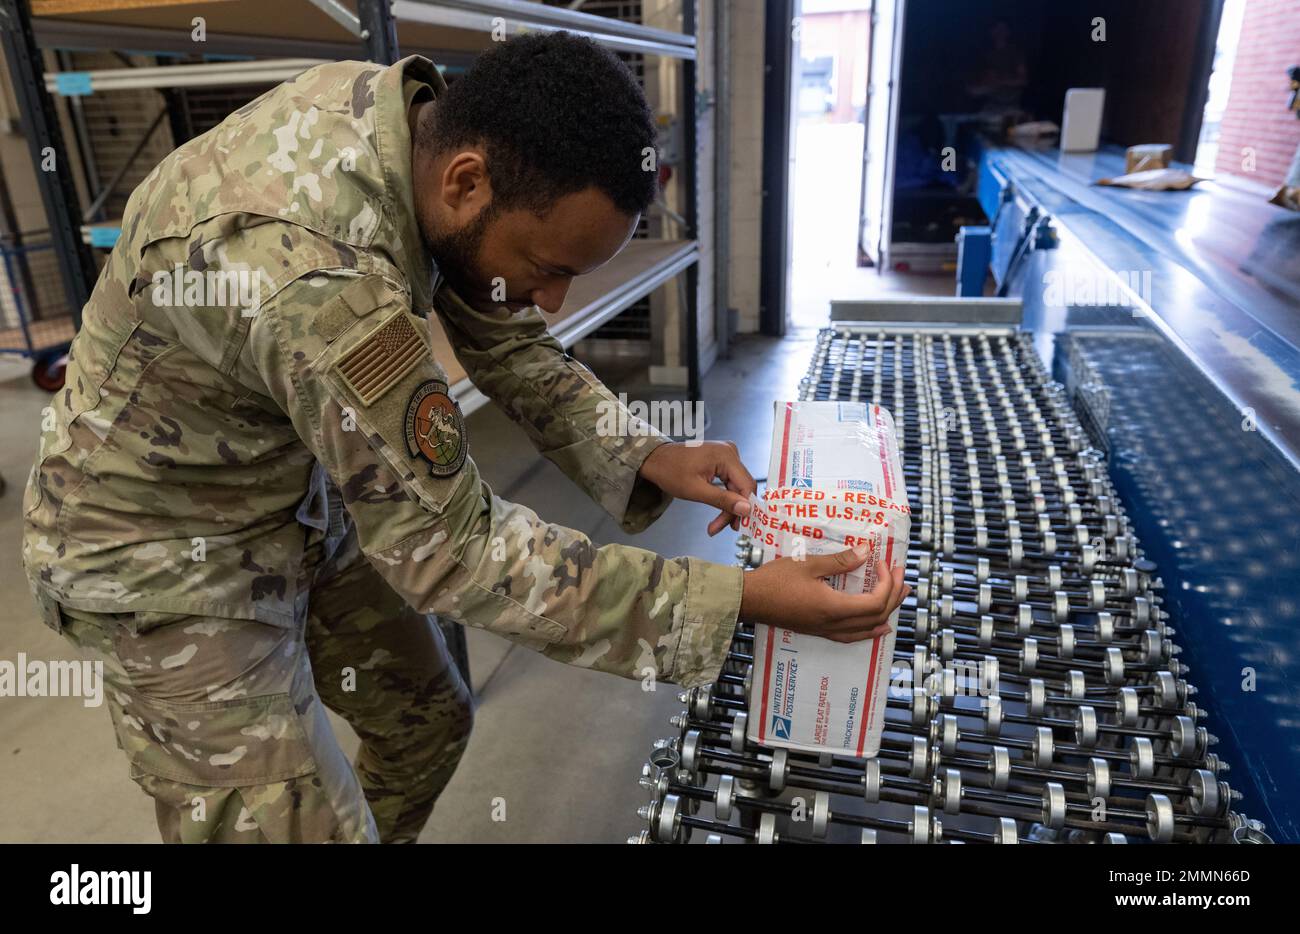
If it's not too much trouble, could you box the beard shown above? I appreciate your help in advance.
[421,203,495,301]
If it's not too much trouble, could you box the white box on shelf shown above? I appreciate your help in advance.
[1061,87,1105,152]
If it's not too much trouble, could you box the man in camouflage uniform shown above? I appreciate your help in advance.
[23,34,906,843]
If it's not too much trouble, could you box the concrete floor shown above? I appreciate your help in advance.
[0,331,819,843]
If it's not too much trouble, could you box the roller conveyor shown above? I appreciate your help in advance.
[630,320,1271,845]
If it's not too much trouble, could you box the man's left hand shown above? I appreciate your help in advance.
[639,441,757,536]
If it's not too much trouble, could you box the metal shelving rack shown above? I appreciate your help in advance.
[390,0,704,408]
[3,0,706,408]
[0,0,97,381]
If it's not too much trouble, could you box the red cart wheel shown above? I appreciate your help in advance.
[32,353,67,392]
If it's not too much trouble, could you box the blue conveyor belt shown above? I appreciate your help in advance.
[983,143,1300,841]
[989,144,1300,472]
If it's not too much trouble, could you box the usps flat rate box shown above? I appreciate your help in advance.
[744,401,911,758]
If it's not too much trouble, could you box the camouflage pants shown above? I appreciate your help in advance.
[58,532,474,843]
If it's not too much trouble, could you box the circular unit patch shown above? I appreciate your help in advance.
[404,379,467,477]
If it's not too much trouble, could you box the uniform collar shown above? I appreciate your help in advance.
[373,54,445,316]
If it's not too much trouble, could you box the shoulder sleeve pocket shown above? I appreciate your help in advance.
[317,306,469,521]
[311,274,394,345]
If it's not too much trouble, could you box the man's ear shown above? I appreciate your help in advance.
[440,150,492,215]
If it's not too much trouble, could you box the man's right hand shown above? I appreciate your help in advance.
[739,546,911,643]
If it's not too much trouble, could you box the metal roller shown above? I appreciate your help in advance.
[632,327,1263,845]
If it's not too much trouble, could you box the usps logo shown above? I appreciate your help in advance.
[771,715,792,739]
[793,477,812,489]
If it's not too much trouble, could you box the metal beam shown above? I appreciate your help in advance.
[31,16,481,69]
[358,0,400,64]
[80,107,166,221]
[712,0,730,361]
[392,0,695,60]
[306,0,363,38]
[682,0,700,403]
[411,0,693,48]
[44,58,327,92]
[155,55,196,151]
[829,296,1024,325]
[758,0,794,337]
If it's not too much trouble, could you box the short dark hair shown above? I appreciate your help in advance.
[422,32,659,217]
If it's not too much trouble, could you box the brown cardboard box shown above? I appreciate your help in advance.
[1125,144,1172,174]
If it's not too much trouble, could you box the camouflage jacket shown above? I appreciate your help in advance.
[22,55,741,687]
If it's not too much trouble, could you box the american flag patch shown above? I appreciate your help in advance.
[336,313,426,405]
